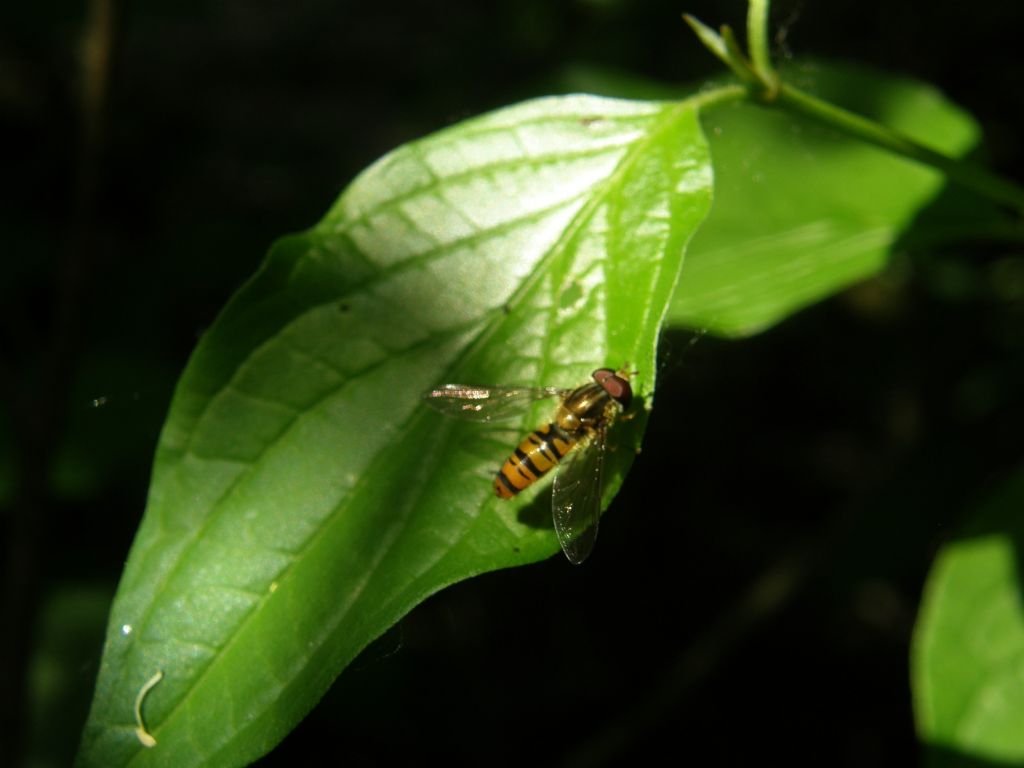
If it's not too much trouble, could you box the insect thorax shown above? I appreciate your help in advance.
[555,383,618,434]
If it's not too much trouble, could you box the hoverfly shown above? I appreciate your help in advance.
[424,367,634,564]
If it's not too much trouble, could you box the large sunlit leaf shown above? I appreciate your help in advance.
[669,61,992,336]
[76,94,712,767]
[912,468,1024,766]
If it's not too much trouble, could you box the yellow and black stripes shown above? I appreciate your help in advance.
[493,423,577,499]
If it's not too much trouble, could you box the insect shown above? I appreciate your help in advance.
[423,367,634,564]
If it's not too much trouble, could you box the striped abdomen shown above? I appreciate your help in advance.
[493,423,577,499]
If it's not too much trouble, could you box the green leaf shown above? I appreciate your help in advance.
[912,468,1024,765]
[669,61,989,336]
[76,94,712,767]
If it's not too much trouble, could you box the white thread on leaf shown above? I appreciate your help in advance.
[133,670,164,747]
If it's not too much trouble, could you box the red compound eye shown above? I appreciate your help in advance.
[592,368,632,410]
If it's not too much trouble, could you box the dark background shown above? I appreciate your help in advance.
[2,1,1023,765]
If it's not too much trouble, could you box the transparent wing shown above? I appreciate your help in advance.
[552,426,607,565]
[423,383,566,422]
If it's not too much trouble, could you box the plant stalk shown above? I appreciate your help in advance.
[746,0,777,88]
[776,82,1024,214]
[686,0,1024,215]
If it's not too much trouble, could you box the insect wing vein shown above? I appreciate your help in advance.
[552,427,606,565]
[423,384,565,422]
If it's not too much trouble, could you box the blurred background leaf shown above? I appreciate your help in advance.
[27,585,113,768]
[913,468,1024,767]
[670,62,1007,336]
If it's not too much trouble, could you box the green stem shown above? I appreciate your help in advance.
[685,3,1024,216]
[691,84,748,111]
[746,0,777,87]
[775,83,1024,214]
[682,14,759,86]
[720,25,752,75]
